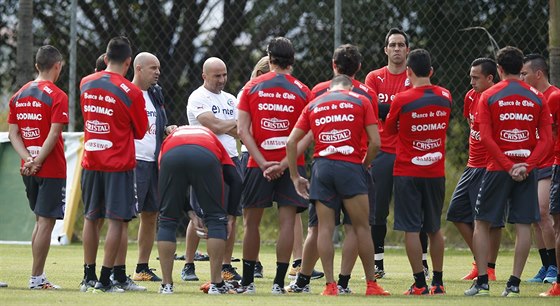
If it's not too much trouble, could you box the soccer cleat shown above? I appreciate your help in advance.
[288,265,301,279]
[193,251,210,261]
[543,265,558,283]
[235,282,256,294]
[79,279,97,292]
[159,283,174,294]
[337,284,353,294]
[29,276,61,290]
[222,266,242,281]
[208,283,236,295]
[462,262,478,280]
[254,261,264,278]
[540,283,560,296]
[403,284,429,295]
[92,281,124,293]
[271,283,287,294]
[429,284,445,295]
[181,264,199,281]
[321,282,338,296]
[132,267,162,282]
[487,267,496,281]
[423,266,430,280]
[374,266,386,279]
[113,276,147,291]
[464,281,489,296]
[311,269,325,280]
[501,284,520,297]
[366,280,390,296]
[285,280,310,293]
[527,266,547,282]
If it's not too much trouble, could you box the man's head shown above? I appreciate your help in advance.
[469,58,497,93]
[267,37,295,70]
[384,28,409,66]
[251,56,270,79]
[496,46,524,77]
[133,52,160,90]
[406,49,432,78]
[35,45,63,81]
[106,36,132,74]
[329,74,353,91]
[95,53,107,72]
[202,57,227,94]
[521,53,549,88]
[332,44,362,77]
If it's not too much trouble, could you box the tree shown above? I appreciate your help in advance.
[15,0,33,88]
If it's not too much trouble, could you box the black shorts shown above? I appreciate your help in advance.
[308,201,351,227]
[190,156,242,217]
[204,213,228,240]
[446,167,485,224]
[538,166,553,181]
[159,145,227,222]
[369,151,396,225]
[549,165,560,215]
[393,176,445,233]
[22,176,65,219]
[135,160,159,212]
[239,152,249,179]
[475,170,539,224]
[241,166,308,212]
[81,169,136,221]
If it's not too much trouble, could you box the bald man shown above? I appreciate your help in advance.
[183,57,242,283]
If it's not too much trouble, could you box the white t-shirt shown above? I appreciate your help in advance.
[186,86,238,157]
[135,91,157,161]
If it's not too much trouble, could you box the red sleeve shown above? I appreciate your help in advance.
[51,91,69,124]
[463,92,471,120]
[365,71,377,92]
[526,102,553,171]
[238,82,252,112]
[130,89,148,139]
[294,106,311,132]
[363,96,378,126]
[384,96,400,135]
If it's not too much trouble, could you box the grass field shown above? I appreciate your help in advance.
[0,242,558,305]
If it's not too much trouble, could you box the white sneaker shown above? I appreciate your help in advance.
[159,283,173,294]
[113,276,147,291]
[337,284,353,294]
[208,283,236,294]
[235,282,256,294]
[271,283,286,294]
[285,280,310,293]
[29,274,61,290]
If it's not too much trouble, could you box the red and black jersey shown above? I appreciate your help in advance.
[80,71,148,172]
[385,85,452,177]
[238,72,311,167]
[311,78,378,116]
[8,80,68,178]
[538,85,560,168]
[463,89,488,168]
[295,89,377,164]
[159,125,234,166]
[548,90,560,165]
[475,79,552,171]
[365,66,411,154]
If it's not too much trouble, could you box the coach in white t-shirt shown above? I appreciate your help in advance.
[183,57,243,282]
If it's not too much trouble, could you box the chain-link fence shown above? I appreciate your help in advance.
[0,0,553,244]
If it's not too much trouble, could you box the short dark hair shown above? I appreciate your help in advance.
[523,53,549,79]
[496,46,523,75]
[407,49,431,77]
[471,57,498,80]
[330,74,353,89]
[267,37,295,69]
[385,28,409,47]
[95,53,107,71]
[35,45,62,71]
[106,36,132,64]
[333,44,362,77]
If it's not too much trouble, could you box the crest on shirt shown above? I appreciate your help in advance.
[21,127,40,140]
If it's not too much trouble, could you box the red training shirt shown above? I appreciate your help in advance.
[538,85,560,168]
[463,89,488,168]
[549,90,560,165]
[385,85,452,177]
[8,80,69,178]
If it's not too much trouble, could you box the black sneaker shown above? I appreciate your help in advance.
[222,266,242,281]
[254,262,263,278]
[181,264,199,281]
[310,269,324,280]
[194,251,210,261]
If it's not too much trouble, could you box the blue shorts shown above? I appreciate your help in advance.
[369,151,396,225]
[82,169,137,221]
[22,176,65,219]
[475,170,539,224]
[393,176,445,233]
[241,166,308,212]
[135,160,159,212]
[549,165,560,215]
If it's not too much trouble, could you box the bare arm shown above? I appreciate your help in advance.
[8,124,32,161]
[33,123,64,166]
[197,112,237,135]
[286,127,310,199]
[237,110,278,171]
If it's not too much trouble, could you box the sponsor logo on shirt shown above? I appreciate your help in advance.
[83,105,114,116]
[378,93,396,104]
[499,113,533,121]
[318,145,354,156]
[43,86,53,94]
[314,114,355,126]
[26,146,41,157]
[261,118,289,131]
[411,152,443,166]
[148,123,156,135]
[261,136,288,150]
[211,105,234,116]
[500,129,529,142]
[405,78,411,87]
[85,120,110,134]
[84,139,113,151]
[227,99,235,107]
[470,129,480,141]
[377,76,385,83]
[21,127,40,140]
[412,138,441,151]
[83,92,116,104]
[16,113,42,120]
[411,123,446,132]
[504,149,531,158]
[258,103,294,112]
[319,129,351,144]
